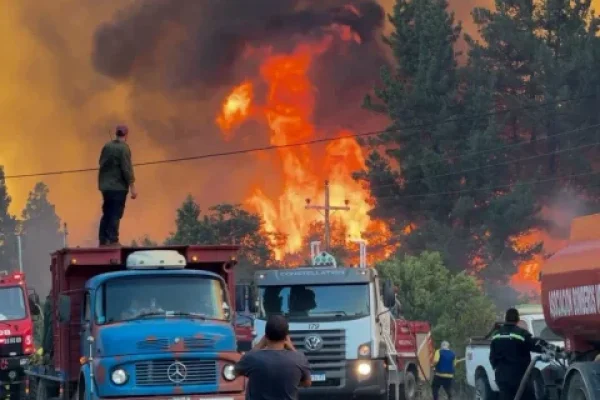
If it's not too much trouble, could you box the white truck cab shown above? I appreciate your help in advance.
[252,248,414,400]
[465,305,564,400]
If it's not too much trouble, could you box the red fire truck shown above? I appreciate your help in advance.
[0,271,39,398]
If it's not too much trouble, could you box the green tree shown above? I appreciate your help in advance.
[361,0,541,284]
[468,0,600,195]
[377,251,496,351]
[0,167,18,272]
[21,182,62,297]
[166,196,275,272]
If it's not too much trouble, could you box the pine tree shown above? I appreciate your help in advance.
[469,0,600,200]
[165,195,212,245]
[0,167,17,272]
[21,182,62,296]
[361,0,540,282]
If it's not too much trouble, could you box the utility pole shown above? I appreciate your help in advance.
[305,180,350,251]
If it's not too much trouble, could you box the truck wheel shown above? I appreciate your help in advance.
[475,375,495,400]
[400,371,417,400]
[531,371,547,400]
[566,372,589,400]
[35,380,47,400]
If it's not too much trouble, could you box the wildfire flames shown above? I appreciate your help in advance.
[214,30,555,290]
[216,35,393,263]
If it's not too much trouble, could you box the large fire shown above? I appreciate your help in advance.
[216,36,394,264]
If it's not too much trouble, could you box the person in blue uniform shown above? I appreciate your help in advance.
[432,341,463,400]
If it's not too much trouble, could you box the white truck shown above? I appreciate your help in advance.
[252,244,431,400]
[465,305,564,400]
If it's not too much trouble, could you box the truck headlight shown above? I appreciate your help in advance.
[357,342,371,358]
[357,362,372,376]
[223,364,236,381]
[111,369,128,385]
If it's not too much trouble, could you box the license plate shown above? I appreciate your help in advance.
[170,397,190,400]
[311,374,326,382]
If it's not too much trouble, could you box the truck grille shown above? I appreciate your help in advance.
[136,337,215,351]
[0,336,22,357]
[290,329,345,387]
[135,359,217,386]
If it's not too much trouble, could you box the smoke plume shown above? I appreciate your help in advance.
[4,0,577,249]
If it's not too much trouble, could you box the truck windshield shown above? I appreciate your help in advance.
[99,276,230,324]
[531,319,563,342]
[0,286,26,321]
[257,284,369,321]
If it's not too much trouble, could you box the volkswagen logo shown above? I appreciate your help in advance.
[167,361,187,383]
[304,334,324,352]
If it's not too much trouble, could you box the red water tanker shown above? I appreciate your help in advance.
[540,213,600,400]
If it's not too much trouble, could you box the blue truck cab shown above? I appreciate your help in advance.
[26,245,246,400]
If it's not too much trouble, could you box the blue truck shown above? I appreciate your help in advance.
[26,245,246,400]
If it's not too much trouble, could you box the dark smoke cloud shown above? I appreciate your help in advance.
[92,0,388,91]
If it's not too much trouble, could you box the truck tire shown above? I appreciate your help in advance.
[35,380,47,400]
[566,372,589,400]
[531,371,547,400]
[400,371,417,400]
[475,374,495,400]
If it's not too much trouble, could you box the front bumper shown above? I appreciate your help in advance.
[0,355,29,385]
[299,359,387,399]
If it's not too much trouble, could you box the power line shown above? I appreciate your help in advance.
[3,93,594,180]
[368,170,600,201]
[362,131,600,193]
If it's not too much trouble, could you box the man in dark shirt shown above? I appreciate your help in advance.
[98,125,137,246]
[490,308,545,400]
[235,315,311,400]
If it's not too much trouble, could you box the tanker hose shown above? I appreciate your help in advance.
[513,355,541,400]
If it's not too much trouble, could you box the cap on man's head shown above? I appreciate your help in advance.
[115,125,129,137]
[506,308,520,323]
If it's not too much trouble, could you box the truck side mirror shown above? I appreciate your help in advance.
[58,294,71,323]
[382,279,396,309]
[248,286,258,314]
[235,285,246,313]
[28,293,40,316]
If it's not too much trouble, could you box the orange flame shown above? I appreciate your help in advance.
[216,81,254,139]
[216,37,393,262]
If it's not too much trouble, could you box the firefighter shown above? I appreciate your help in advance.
[431,341,464,400]
[98,125,137,246]
[490,308,545,400]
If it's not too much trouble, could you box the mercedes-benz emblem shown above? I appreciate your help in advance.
[304,334,324,352]
[167,361,187,383]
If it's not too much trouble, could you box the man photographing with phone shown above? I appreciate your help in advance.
[235,315,311,400]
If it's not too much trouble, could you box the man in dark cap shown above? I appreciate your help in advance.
[490,308,545,400]
[98,125,137,246]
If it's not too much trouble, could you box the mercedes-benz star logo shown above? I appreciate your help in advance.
[304,334,324,352]
[167,361,187,383]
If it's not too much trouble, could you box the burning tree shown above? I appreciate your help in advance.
[360,0,542,287]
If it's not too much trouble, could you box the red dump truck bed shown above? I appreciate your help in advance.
[541,213,600,353]
[47,245,239,380]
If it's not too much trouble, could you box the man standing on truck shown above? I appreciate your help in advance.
[98,125,137,246]
[234,315,312,400]
[490,308,544,400]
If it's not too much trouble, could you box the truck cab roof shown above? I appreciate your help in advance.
[85,268,224,290]
[255,267,375,286]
